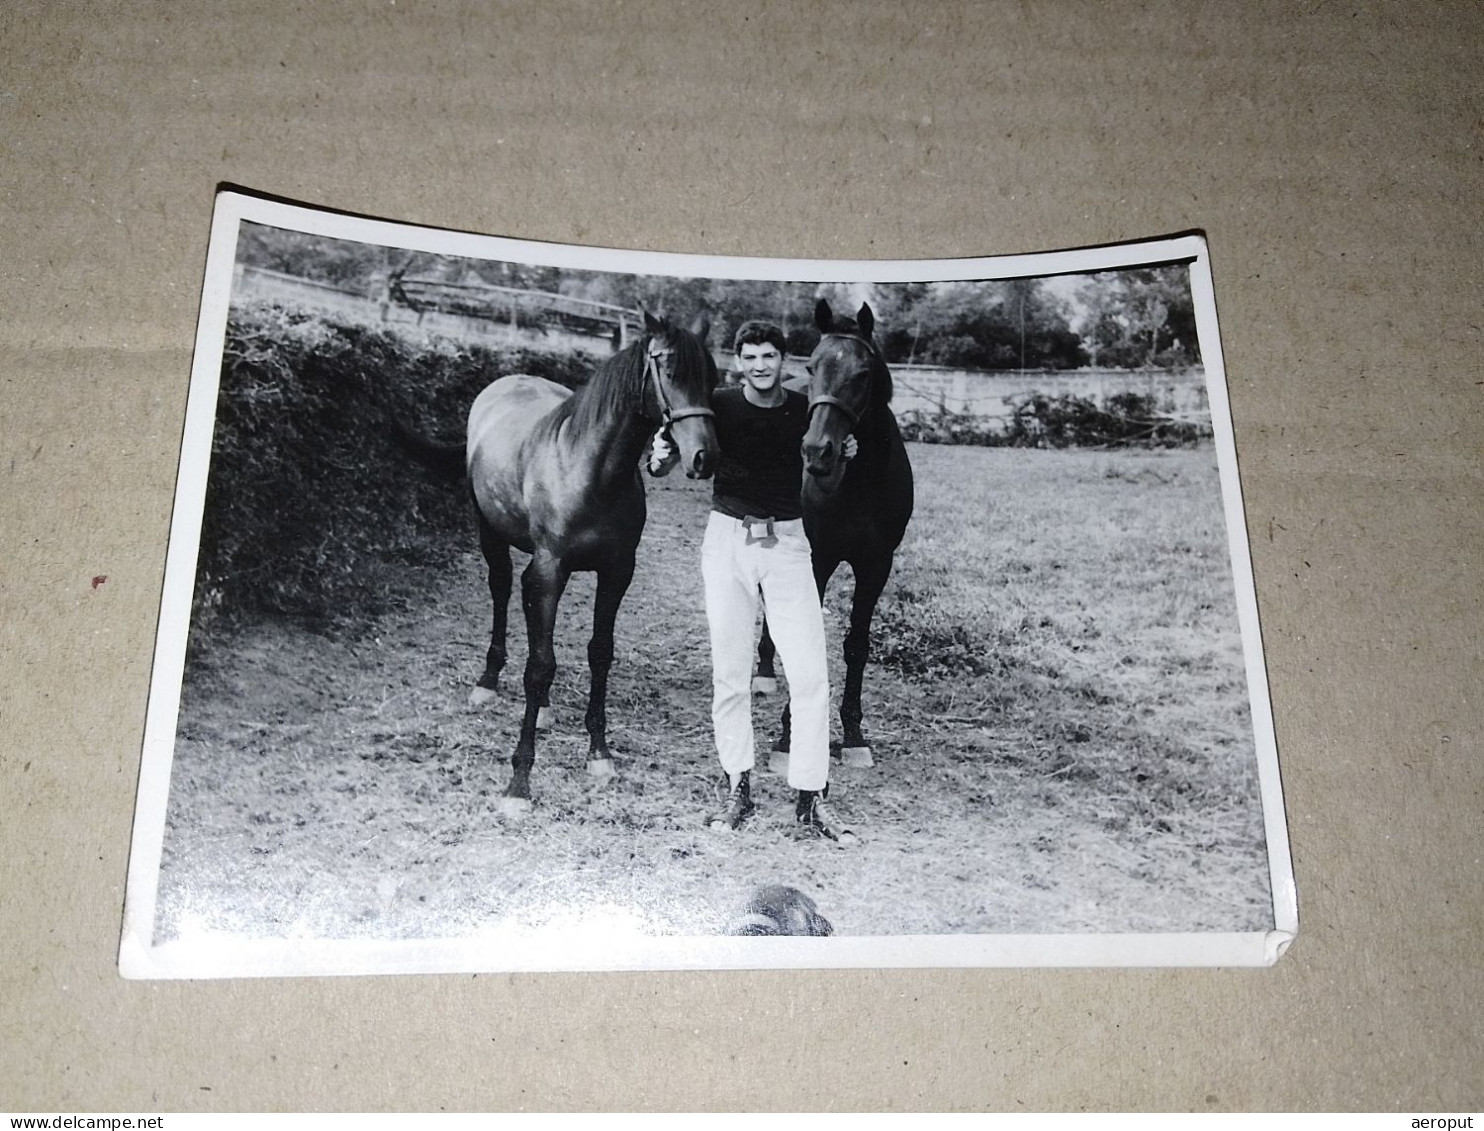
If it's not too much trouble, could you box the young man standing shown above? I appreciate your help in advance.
[651,320,855,843]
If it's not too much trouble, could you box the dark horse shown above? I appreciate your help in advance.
[404,313,719,815]
[756,298,914,767]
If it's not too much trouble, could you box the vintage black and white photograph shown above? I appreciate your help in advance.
[120,192,1294,977]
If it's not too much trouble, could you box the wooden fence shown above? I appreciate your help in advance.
[231,265,1210,423]
[232,265,628,355]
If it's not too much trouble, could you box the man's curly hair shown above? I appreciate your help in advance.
[732,319,787,355]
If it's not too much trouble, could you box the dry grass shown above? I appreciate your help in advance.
[157,442,1272,944]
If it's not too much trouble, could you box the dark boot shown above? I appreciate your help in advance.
[794,788,858,844]
[707,770,756,831]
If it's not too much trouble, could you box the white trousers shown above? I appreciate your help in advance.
[700,510,831,792]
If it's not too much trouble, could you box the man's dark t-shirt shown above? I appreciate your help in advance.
[710,385,807,521]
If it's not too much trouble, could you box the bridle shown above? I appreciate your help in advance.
[645,337,715,428]
[806,332,876,429]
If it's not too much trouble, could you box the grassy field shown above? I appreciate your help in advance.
[157,441,1272,943]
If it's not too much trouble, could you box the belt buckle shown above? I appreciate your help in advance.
[743,516,778,547]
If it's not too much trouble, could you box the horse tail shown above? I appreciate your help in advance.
[391,416,467,482]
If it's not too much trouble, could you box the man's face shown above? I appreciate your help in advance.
[736,341,784,394]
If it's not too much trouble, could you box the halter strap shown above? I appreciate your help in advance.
[645,342,715,425]
[807,394,861,427]
[807,332,876,429]
[819,330,878,353]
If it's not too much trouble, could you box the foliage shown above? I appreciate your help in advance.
[899,392,1208,449]
[237,224,1201,375]
[1006,392,1207,448]
[870,278,1088,370]
[237,222,565,294]
[555,275,1093,369]
[193,301,590,635]
[1075,266,1201,368]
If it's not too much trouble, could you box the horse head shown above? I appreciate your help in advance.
[803,298,882,487]
[643,310,720,479]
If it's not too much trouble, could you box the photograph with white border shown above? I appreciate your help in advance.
[119,191,1296,978]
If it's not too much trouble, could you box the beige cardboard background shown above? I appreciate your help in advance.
[2,0,1478,1112]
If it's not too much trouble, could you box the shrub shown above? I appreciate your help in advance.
[191,302,592,637]
[897,407,1013,448]
[1009,391,1206,448]
[897,392,1207,449]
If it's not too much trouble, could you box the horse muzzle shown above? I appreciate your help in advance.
[685,447,718,479]
[669,414,719,479]
[803,438,839,480]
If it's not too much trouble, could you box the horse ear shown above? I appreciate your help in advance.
[815,298,833,333]
[857,303,875,340]
[642,308,663,336]
[689,312,711,343]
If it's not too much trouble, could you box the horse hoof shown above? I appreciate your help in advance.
[586,758,615,779]
[468,685,498,708]
[536,706,555,731]
[840,745,874,769]
[499,795,534,821]
[767,750,789,776]
[751,676,778,696]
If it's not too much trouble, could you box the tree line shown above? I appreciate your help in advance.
[237,223,1201,370]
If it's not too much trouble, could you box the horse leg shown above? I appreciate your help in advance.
[505,553,569,815]
[839,558,892,767]
[752,618,778,696]
[470,507,511,708]
[583,557,635,779]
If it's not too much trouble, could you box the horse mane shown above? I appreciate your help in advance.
[564,319,715,434]
[564,335,648,434]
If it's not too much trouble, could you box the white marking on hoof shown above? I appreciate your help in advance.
[840,746,874,768]
[751,676,778,696]
[499,795,533,821]
[586,758,615,779]
[468,685,498,708]
[536,706,555,731]
[767,750,789,776]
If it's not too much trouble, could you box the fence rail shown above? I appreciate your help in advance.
[392,276,639,338]
[231,265,1210,420]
